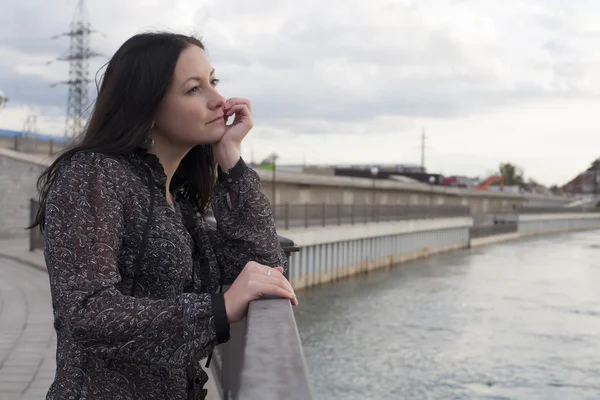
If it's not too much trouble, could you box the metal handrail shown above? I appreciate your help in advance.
[274,203,471,230]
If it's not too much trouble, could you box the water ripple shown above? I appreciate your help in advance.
[295,230,600,400]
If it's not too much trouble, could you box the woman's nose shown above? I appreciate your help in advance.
[208,94,226,110]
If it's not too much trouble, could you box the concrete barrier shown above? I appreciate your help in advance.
[518,213,600,236]
[282,217,473,290]
[285,213,600,291]
[469,232,522,248]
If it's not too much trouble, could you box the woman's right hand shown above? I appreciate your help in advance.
[223,261,298,323]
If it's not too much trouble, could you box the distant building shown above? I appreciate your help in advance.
[442,175,479,188]
[275,162,447,185]
[562,159,600,194]
[392,164,426,174]
[333,165,443,184]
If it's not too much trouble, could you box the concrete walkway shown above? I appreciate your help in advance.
[0,239,46,272]
[0,238,55,399]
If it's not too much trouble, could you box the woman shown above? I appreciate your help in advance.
[29,32,298,400]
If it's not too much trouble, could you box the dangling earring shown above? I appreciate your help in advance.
[143,122,155,149]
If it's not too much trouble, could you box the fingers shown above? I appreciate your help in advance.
[260,266,294,295]
[250,281,296,302]
[225,98,252,113]
[278,276,299,306]
[224,104,251,118]
[244,262,298,306]
[264,268,299,306]
[262,275,295,296]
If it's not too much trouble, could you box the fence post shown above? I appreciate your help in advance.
[285,203,289,230]
[304,202,308,228]
[278,235,299,281]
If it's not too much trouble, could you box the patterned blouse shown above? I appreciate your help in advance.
[43,148,287,400]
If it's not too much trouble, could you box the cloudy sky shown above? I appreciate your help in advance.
[1,0,600,186]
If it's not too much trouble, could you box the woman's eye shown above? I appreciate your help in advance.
[211,78,220,87]
[188,86,200,93]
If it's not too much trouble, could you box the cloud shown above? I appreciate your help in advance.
[2,0,600,185]
[196,0,600,128]
[4,0,600,120]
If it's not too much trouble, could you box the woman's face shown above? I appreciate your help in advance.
[153,44,227,147]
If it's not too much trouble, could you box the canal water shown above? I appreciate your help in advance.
[294,230,600,400]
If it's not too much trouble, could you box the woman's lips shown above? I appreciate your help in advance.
[207,115,225,124]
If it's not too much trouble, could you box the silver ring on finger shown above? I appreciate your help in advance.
[267,268,272,277]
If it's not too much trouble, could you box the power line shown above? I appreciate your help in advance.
[421,127,426,168]
[415,127,432,171]
[49,0,102,141]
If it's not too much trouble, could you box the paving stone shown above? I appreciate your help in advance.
[0,257,56,399]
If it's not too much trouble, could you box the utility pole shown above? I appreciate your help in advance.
[416,127,432,172]
[420,127,426,170]
[49,0,102,142]
[270,152,279,217]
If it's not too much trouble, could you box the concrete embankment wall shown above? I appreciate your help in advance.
[287,213,600,290]
[281,218,472,290]
[0,149,51,239]
[469,213,600,248]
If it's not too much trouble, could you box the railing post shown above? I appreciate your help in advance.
[304,202,308,228]
[278,235,299,280]
[285,203,289,230]
[371,201,375,222]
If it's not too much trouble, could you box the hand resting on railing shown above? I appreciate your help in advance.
[224,261,298,323]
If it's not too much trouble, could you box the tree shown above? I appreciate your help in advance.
[498,162,525,186]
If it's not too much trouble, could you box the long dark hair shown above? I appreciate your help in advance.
[28,32,216,232]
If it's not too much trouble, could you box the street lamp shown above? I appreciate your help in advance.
[428,175,436,205]
[270,152,279,214]
[370,166,379,221]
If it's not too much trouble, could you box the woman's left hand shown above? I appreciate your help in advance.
[212,98,253,170]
